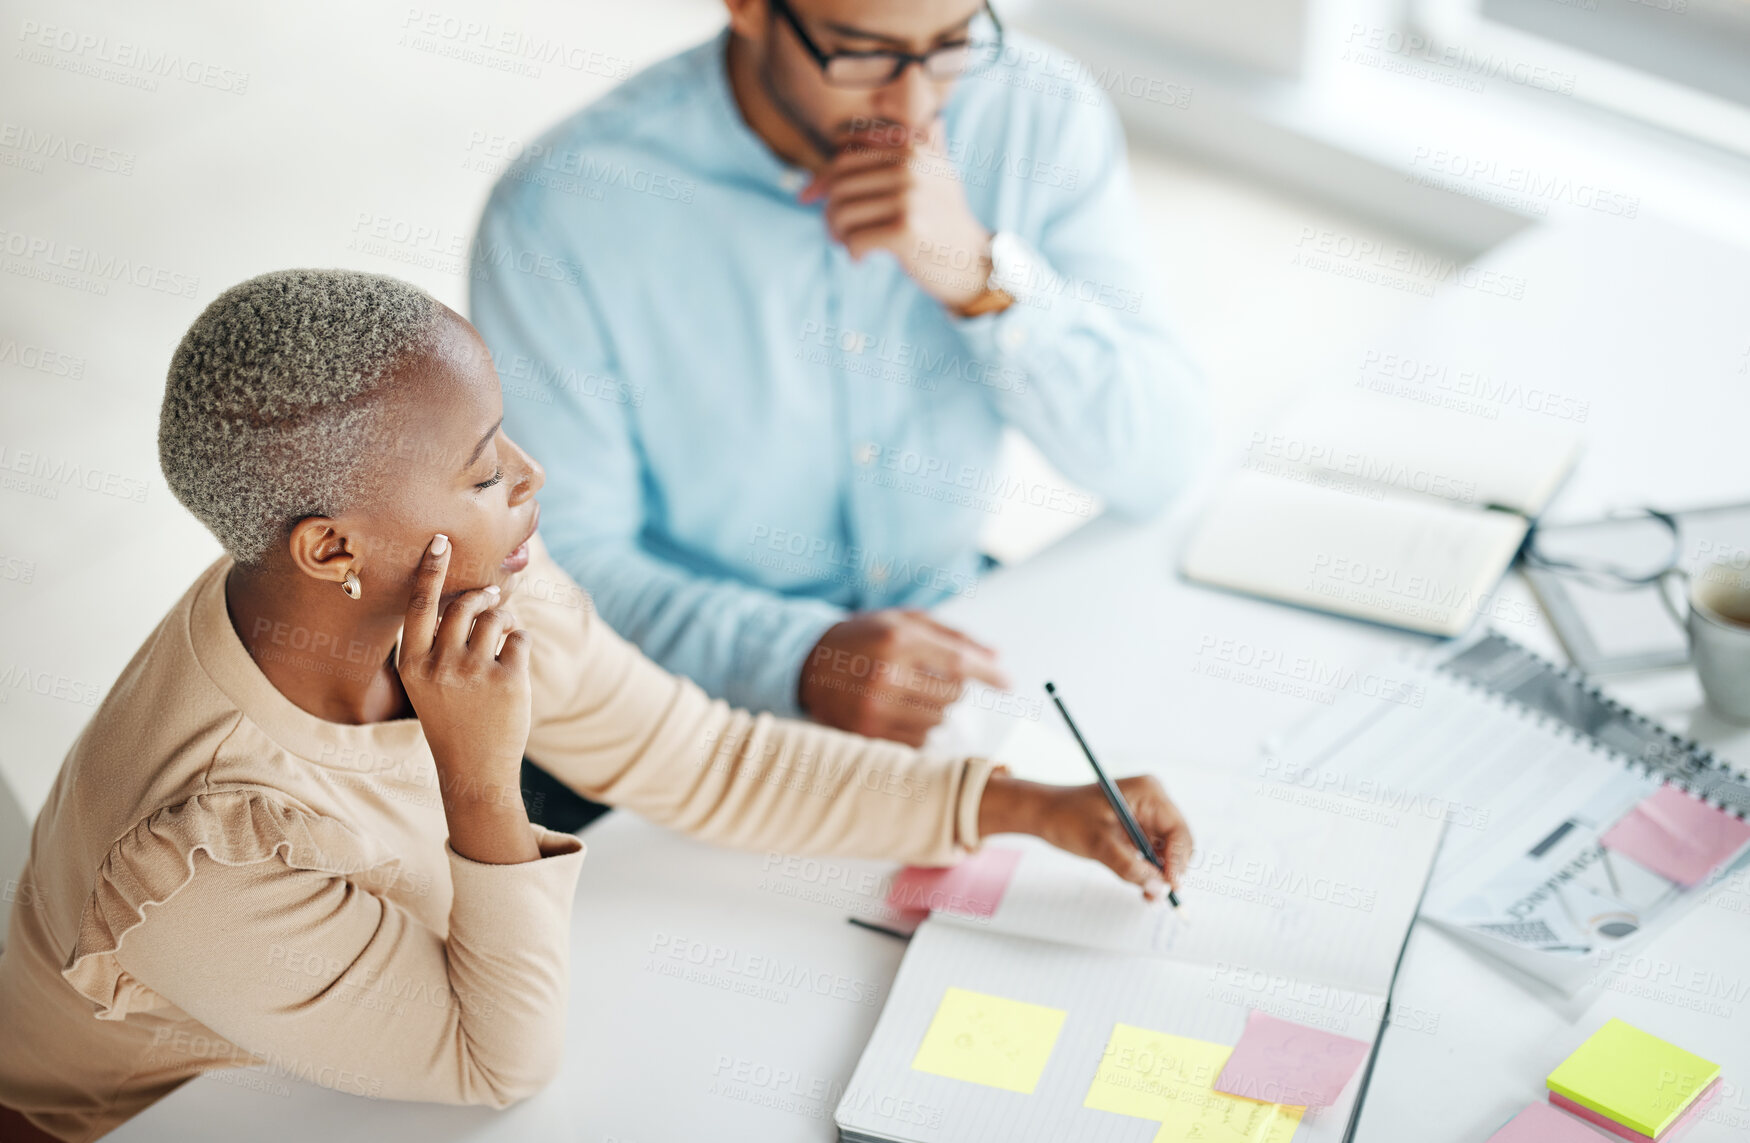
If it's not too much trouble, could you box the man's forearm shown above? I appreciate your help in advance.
[561,539,844,717]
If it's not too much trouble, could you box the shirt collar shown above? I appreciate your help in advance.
[699,27,814,197]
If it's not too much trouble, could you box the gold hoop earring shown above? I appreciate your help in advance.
[341,569,362,600]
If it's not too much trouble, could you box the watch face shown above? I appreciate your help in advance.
[988,231,1029,298]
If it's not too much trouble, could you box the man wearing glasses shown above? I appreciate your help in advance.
[470,0,1208,749]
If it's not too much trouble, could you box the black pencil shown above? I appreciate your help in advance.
[1045,681,1182,910]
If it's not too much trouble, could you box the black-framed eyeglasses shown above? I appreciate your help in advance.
[1522,507,1683,590]
[768,0,1004,88]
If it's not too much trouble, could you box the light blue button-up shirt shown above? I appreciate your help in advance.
[469,28,1208,718]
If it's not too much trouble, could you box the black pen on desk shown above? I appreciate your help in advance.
[1045,681,1183,912]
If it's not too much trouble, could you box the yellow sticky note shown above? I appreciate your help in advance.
[910,986,1067,1094]
[1547,1019,1721,1138]
[1086,1024,1303,1143]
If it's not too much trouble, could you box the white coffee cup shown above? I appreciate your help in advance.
[1661,560,1750,723]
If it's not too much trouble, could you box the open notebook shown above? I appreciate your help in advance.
[834,765,1446,1143]
[1181,391,1582,636]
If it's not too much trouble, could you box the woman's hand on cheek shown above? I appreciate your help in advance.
[982,773,1193,903]
[399,534,537,861]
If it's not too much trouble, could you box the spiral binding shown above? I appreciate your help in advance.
[1432,630,1750,820]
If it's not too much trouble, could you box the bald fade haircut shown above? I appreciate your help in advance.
[159,268,442,567]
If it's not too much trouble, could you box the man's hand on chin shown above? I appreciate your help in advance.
[799,119,1008,315]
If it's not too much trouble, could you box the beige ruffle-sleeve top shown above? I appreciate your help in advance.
[0,535,1002,1141]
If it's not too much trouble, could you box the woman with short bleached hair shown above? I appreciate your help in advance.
[0,269,1193,1141]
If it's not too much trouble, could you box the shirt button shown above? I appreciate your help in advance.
[868,565,890,587]
[854,442,878,466]
[778,170,806,193]
[1000,322,1028,351]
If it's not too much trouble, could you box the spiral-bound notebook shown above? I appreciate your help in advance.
[1267,631,1750,995]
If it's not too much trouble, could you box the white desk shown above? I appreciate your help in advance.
[116,215,1750,1141]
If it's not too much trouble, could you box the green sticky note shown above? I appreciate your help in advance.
[910,986,1066,1094]
[1546,1019,1721,1137]
[1085,1024,1303,1143]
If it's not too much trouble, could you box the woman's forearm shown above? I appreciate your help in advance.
[439,773,542,864]
[976,772,1048,841]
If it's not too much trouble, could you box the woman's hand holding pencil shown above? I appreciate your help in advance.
[977,771,1194,906]
[1046,680,1194,909]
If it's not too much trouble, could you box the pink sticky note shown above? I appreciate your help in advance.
[1550,1078,1721,1143]
[886,845,1022,918]
[1600,786,1750,888]
[1211,1011,1372,1108]
[1487,1101,1612,1142]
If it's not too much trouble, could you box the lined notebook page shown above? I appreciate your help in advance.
[951,765,1445,998]
[836,921,1378,1143]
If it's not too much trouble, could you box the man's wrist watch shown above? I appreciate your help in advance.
[955,230,1023,318]
[986,230,1034,300]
